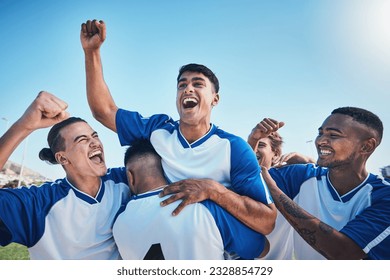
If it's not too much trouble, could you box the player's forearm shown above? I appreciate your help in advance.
[0,121,32,169]
[247,135,259,151]
[270,185,366,259]
[84,49,118,131]
[210,185,276,235]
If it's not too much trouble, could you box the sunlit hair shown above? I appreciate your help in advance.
[332,107,383,144]
[177,63,220,93]
[38,117,87,164]
[266,132,283,158]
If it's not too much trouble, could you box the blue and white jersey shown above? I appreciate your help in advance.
[113,188,266,260]
[268,164,390,260]
[0,167,129,260]
[116,109,273,205]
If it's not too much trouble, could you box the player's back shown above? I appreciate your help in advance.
[113,189,225,260]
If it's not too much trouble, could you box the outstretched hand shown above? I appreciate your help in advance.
[19,91,69,131]
[80,19,106,51]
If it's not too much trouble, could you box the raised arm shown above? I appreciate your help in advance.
[0,91,69,169]
[261,167,366,259]
[80,19,118,132]
[247,118,285,151]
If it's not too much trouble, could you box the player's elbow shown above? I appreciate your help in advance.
[91,104,118,131]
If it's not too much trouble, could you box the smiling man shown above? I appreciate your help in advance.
[0,91,130,259]
[255,107,390,260]
[80,19,276,239]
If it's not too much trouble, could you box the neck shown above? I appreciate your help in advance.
[328,165,368,196]
[180,122,211,144]
[134,177,167,195]
[66,174,101,197]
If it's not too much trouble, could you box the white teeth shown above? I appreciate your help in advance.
[320,149,331,155]
[183,97,198,105]
[89,150,102,158]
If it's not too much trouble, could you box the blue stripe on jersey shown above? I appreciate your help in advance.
[116,110,174,145]
[116,109,271,205]
[65,178,104,204]
[0,167,129,249]
[340,176,390,260]
[269,163,326,199]
[0,181,71,247]
[270,164,390,260]
[201,200,265,259]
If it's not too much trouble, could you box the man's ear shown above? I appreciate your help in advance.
[212,93,220,106]
[55,152,68,165]
[126,168,137,194]
[126,168,135,190]
[361,138,377,154]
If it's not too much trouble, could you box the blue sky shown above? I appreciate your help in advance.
[1,0,389,180]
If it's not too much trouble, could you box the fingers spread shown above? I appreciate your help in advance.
[160,193,180,206]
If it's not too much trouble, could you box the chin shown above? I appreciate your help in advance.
[96,165,108,176]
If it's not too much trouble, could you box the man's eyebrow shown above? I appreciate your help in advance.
[191,77,206,82]
[177,76,206,83]
[318,127,343,133]
[74,135,87,143]
[74,131,98,142]
[178,77,187,83]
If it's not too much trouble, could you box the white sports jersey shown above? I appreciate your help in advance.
[116,109,273,205]
[268,164,390,260]
[0,168,129,260]
[113,188,266,260]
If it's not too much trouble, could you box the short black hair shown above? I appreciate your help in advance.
[177,63,220,93]
[124,139,160,166]
[39,117,86,164]
[331,107,383,143]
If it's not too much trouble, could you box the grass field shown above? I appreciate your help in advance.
[0,243,30,260]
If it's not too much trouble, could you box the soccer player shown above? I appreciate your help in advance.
[254,108,390,259]
[113,139,269,260]
[80,19,276,235]
[0,91,130,259]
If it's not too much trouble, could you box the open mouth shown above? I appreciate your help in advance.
[89,150,104,164]
[182,97,198,109]
[318,148,332,156]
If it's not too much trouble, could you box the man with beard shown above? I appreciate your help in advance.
[252,107,390,259]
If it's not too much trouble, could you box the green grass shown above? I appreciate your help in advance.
[0,243,30,260]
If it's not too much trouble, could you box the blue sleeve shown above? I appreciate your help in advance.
[268,164,324,199]
[104,167,128,184]
[0,183,67,247]
[202,200,265,259]
[340,181,390,260]
[229,136,272,204]
[116,108,173,146]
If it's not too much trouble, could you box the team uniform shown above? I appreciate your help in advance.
[0,168,129,260]
[267,163,390,260]
[116,109,273,205]
[113,188,266,259]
